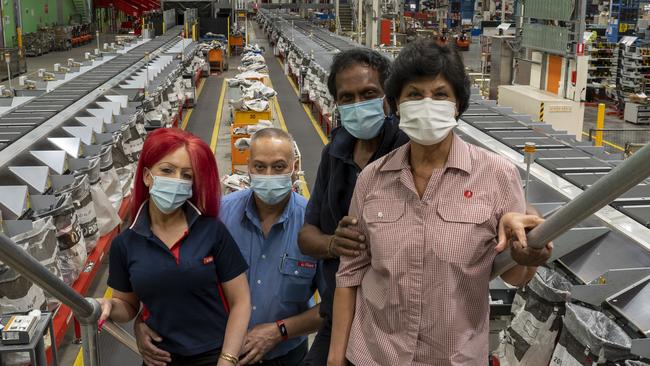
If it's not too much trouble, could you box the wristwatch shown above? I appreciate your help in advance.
[275,319,289,341]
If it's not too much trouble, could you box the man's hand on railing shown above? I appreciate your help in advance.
[134,316,172,366]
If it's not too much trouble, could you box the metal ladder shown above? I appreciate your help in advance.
[73,0,91,23]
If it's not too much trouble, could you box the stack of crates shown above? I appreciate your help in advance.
[231,75,272,173]
[54,26,73,51]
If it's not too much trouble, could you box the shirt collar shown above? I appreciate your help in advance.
[130,200,202,237]
[329,115,400,161]
[445,133,472,174]
[380,133,472,174]
[242,189,294,230]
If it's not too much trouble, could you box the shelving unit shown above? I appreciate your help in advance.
[586,0,611,28]
[608,0,640,42]
[586,42,619,101]
[615,44,650,112]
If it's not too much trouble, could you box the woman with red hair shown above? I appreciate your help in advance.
[97,128,251,366]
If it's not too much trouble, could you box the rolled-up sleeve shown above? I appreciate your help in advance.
[336,167,372,288]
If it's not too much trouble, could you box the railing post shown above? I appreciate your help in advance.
[0,233,102,364]
[595,103,605,146]
[79,298,102,366]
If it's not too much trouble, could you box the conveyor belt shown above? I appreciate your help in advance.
[462,100,650,228]
[260,37,324,185]
[0,27,182,150]
[259,10,361,72]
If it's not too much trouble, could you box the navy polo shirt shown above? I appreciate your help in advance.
[304,116,409,321]
[107,201,248,356]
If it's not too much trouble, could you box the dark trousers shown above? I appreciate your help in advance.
[302,319,331,366]
[144,348,220,366]
[256,341,308,366]
[143,342,307,366]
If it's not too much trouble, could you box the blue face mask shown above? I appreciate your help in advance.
[148,173,193,214]
[337,97,385,140]
[250,172,293,205]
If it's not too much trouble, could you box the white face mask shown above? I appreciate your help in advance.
[398,98,458,146]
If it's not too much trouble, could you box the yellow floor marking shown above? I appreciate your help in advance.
[580,131,625,152]
[181,78,207,130]
[276,57,329,145]
[266,77,311,198]
[210,78,228,152]
[180,109,193,130]
[73,288,113,365]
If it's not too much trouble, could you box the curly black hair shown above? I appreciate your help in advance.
[385,39,471,117]
[327,48,391,100]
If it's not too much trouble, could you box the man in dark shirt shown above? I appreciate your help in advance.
[298,48,409,366]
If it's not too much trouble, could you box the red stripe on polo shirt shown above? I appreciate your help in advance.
[217,283,230,314]
[169,230,189,265]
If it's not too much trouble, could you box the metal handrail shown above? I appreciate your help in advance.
[103,321,141,356]
[0,232,101,365]
[492,141,650,279]
[0,232,141,364]
[0,233,94,318]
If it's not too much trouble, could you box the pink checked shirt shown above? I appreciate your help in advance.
[337,134,525,366]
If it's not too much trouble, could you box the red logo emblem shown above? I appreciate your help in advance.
[203,256,214,264]
[464,190,473,199]
[297,261,316,269]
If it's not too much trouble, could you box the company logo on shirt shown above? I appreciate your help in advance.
[203,256,214,264]
[297,261,316,269]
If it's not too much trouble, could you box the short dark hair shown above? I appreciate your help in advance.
[385,39,471,116]
[251,127,294,145]
[250,127,295,161]
[327,48,391,100]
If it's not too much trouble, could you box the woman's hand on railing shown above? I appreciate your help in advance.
[97,298,113,323]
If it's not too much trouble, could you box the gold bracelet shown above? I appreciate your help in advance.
[327,235,336,258]
[219,352,238,364]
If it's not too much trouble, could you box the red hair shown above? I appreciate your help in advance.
[132,128,220,219]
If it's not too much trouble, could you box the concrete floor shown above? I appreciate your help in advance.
[460,37,483,73]
[1,34,115,90]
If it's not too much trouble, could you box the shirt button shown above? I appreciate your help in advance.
[294,270,299,275]
[257,279,262,284]
[378,212,384,218]
[261,254,266,259]
[252,306,257,310]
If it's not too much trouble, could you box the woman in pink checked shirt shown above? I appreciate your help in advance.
[328,40,554,366]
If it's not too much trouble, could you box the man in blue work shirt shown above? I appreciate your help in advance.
[134,128,322,366]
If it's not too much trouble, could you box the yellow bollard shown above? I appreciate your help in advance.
[595,103,605,147]
[16,27,22,49]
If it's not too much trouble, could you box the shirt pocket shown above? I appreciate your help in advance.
[362,199,406,260]
[434,200,494,264]
[278,256,317,302]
